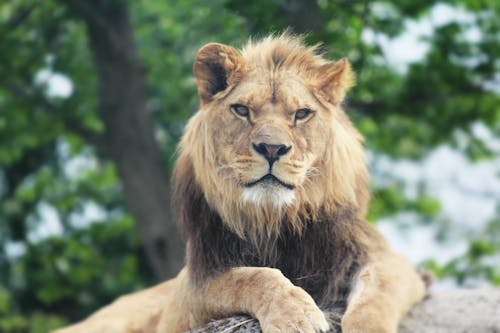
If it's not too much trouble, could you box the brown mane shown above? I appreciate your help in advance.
[172,34,381,311]
[175,156,384,311]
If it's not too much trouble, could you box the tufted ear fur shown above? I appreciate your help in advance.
[194,43,245,105]
[317,58,356,104]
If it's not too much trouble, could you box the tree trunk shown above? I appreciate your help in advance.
[64,0,185,280]
[189,289,500,333]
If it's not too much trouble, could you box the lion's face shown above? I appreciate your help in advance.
[177,35,369,238]
[209,71,328,208]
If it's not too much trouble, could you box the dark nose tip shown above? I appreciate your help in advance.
[252,142,291,165]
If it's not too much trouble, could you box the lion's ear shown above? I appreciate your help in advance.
[317,58,356,104]
[194,43,245,105]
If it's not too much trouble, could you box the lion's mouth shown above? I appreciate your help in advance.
[245,174,295,190]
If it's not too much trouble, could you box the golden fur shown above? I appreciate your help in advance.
[56,34,426,333]
[179,34,369,241]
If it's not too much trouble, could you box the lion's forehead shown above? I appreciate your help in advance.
[229,72,318,114]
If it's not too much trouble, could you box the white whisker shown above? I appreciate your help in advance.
[306,166,320,178]
[223,174,238,180]
[217,164,238,181]
[217,164,235,172]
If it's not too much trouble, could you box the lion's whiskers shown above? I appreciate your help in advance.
[217,164,234,172]
[217,164,239,181]
[306,166,320,178]
[223,174,238,181]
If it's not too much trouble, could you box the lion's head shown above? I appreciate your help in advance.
[175,34,370,241]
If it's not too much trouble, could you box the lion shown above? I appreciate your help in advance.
[56,34,426,333]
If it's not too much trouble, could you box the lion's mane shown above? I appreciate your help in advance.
[175,35,370,238]
[173,34,383,309]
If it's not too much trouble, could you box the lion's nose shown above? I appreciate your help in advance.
[252,142,291,166]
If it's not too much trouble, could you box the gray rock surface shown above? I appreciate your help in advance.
[189,289,500,333]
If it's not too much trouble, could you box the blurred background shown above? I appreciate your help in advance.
[0,0,499,331]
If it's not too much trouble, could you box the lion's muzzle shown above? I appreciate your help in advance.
[252,142,292,169]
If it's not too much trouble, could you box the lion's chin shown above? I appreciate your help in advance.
[241,184,296,209]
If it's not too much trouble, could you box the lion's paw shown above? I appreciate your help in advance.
[256,285,329,333]
[341,312,396,333]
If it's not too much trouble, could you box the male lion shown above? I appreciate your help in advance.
[57,34,426,333]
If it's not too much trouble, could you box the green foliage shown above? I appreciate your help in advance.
[1,216,153,332]
[423,215,500,286]
[0,0,499,331]
[369,186,441,221]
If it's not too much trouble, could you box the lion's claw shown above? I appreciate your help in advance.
[257,285,329,333]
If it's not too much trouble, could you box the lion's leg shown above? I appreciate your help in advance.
[54,269,191,333]
[187,266,330,333]
[341,252,427,333]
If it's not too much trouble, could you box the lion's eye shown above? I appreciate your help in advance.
[295,108,313,122]
[231,104,250,118]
